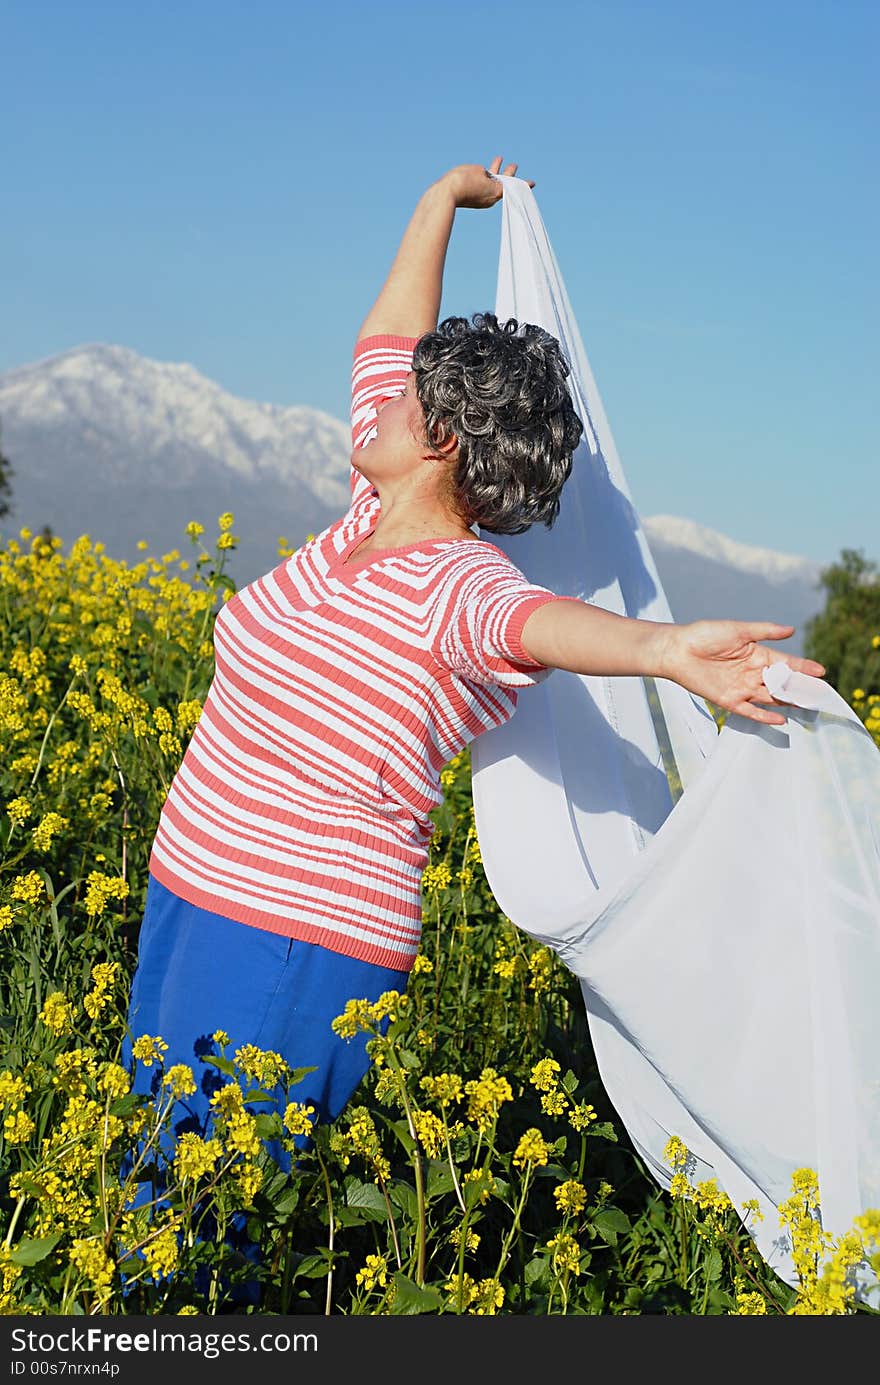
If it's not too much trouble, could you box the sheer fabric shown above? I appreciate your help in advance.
[472,173,880,1294]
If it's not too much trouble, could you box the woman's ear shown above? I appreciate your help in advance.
[427,420,459,457]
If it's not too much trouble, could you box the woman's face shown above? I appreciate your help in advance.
[368,369,420,439]
[355,372,454,490]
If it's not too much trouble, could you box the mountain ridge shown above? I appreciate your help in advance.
[1,342,828,655]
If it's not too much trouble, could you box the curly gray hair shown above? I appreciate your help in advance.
[411,312,583,535]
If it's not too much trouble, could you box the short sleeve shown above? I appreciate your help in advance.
[435,560,571,689]
[350,334,419,506]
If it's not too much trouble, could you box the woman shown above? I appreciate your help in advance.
[123,154,824,1171]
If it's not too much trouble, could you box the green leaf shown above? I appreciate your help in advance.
[524,1255,550,1289]
[585,1121,618,1142]
[704,1246,724,1283]
[9,1234,62,1267]
[290,1252,334,1281]
[425,1159,456,1201]
[378,1114,416,1156]
[345,1178,388,1221]
[591,1207,632,1247]
[199,1054,236,1077]
[332,1207,368,1228]
[389,1272,443,1315]
[287,1065,319,1087]
[389,1179,419,1220]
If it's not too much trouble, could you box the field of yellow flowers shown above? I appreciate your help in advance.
[1,520,878,1316]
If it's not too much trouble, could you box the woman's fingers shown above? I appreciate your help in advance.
[489,156,536,188]
[759,649,826,677]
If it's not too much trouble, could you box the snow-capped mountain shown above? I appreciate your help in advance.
[642,516,824,656]
[1,344,827,655]
[0,343,352,571]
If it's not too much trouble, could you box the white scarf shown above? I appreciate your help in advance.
[474,173,880,1294]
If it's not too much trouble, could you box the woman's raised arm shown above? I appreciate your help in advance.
[356,157,534,344]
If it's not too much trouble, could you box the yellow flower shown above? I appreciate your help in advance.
[0,1073,30,1109]
[420,1072,463,1107]
[344,1106,390,1182]
[3,1108,35,1145]
[355,1254,388,1293]
[6,797,32,823]
[540,1089,569,1116]
[553,1180,588,1215]
[733,1290,769,1314]
[463,1068,513,1130]
[217,532,238,551]
[30,811,68,851]
[218,512,234,532]
[224,1110,261,1158]
[471,1279,505,1314]
[530,1057,562,1092]
[176,699,202,734]
[143,1223,180,1279]
[527,948,553,994]
[173,1132,223,1182]
[546,1232,581,1276]
[422,862,452,892]
[493,956,519,981]
[97,1063,130,1099]
[39,991,76,1037]
[131,1034,168,1068]
[69,1238,114,1292]
[233,1161,263,1206]
[412,1108,445,1157]
[692,1179,733,1215]
[449,1225,480,1254]
[11,871,45,905]
[331,998,376,1039]
[513,1127,550,1169]
[0,905,14,933]
[568,1102,597,1132]
[83,870,129,917]
[54,1048,98,1095]
[664,1134,690,1171]
[163,1064,197,1098]
[283,1101,316,1138]
[462,1169,497,1205]
[233,1044,288,1087]
[411,953,433,976]
[852,688,866,701]
[185,521,205,540]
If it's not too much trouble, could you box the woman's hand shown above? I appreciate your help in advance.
[440,156,535,210]
[662,620,826,726]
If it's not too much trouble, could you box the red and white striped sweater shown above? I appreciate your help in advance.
[148,335,571,969]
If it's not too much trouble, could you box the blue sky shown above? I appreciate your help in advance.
[4,0,877,564]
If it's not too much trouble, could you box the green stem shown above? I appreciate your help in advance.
[492,1164,533,1289]
[385,1037,426,1284]
[3,1195,26,1250]
[313,1142,337,1314]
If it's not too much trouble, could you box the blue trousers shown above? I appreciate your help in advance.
[122,872,410,1154]
[119,872,410,1301]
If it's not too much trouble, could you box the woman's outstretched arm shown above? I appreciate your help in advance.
[356,157,534,343]
[520,599,826,727]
